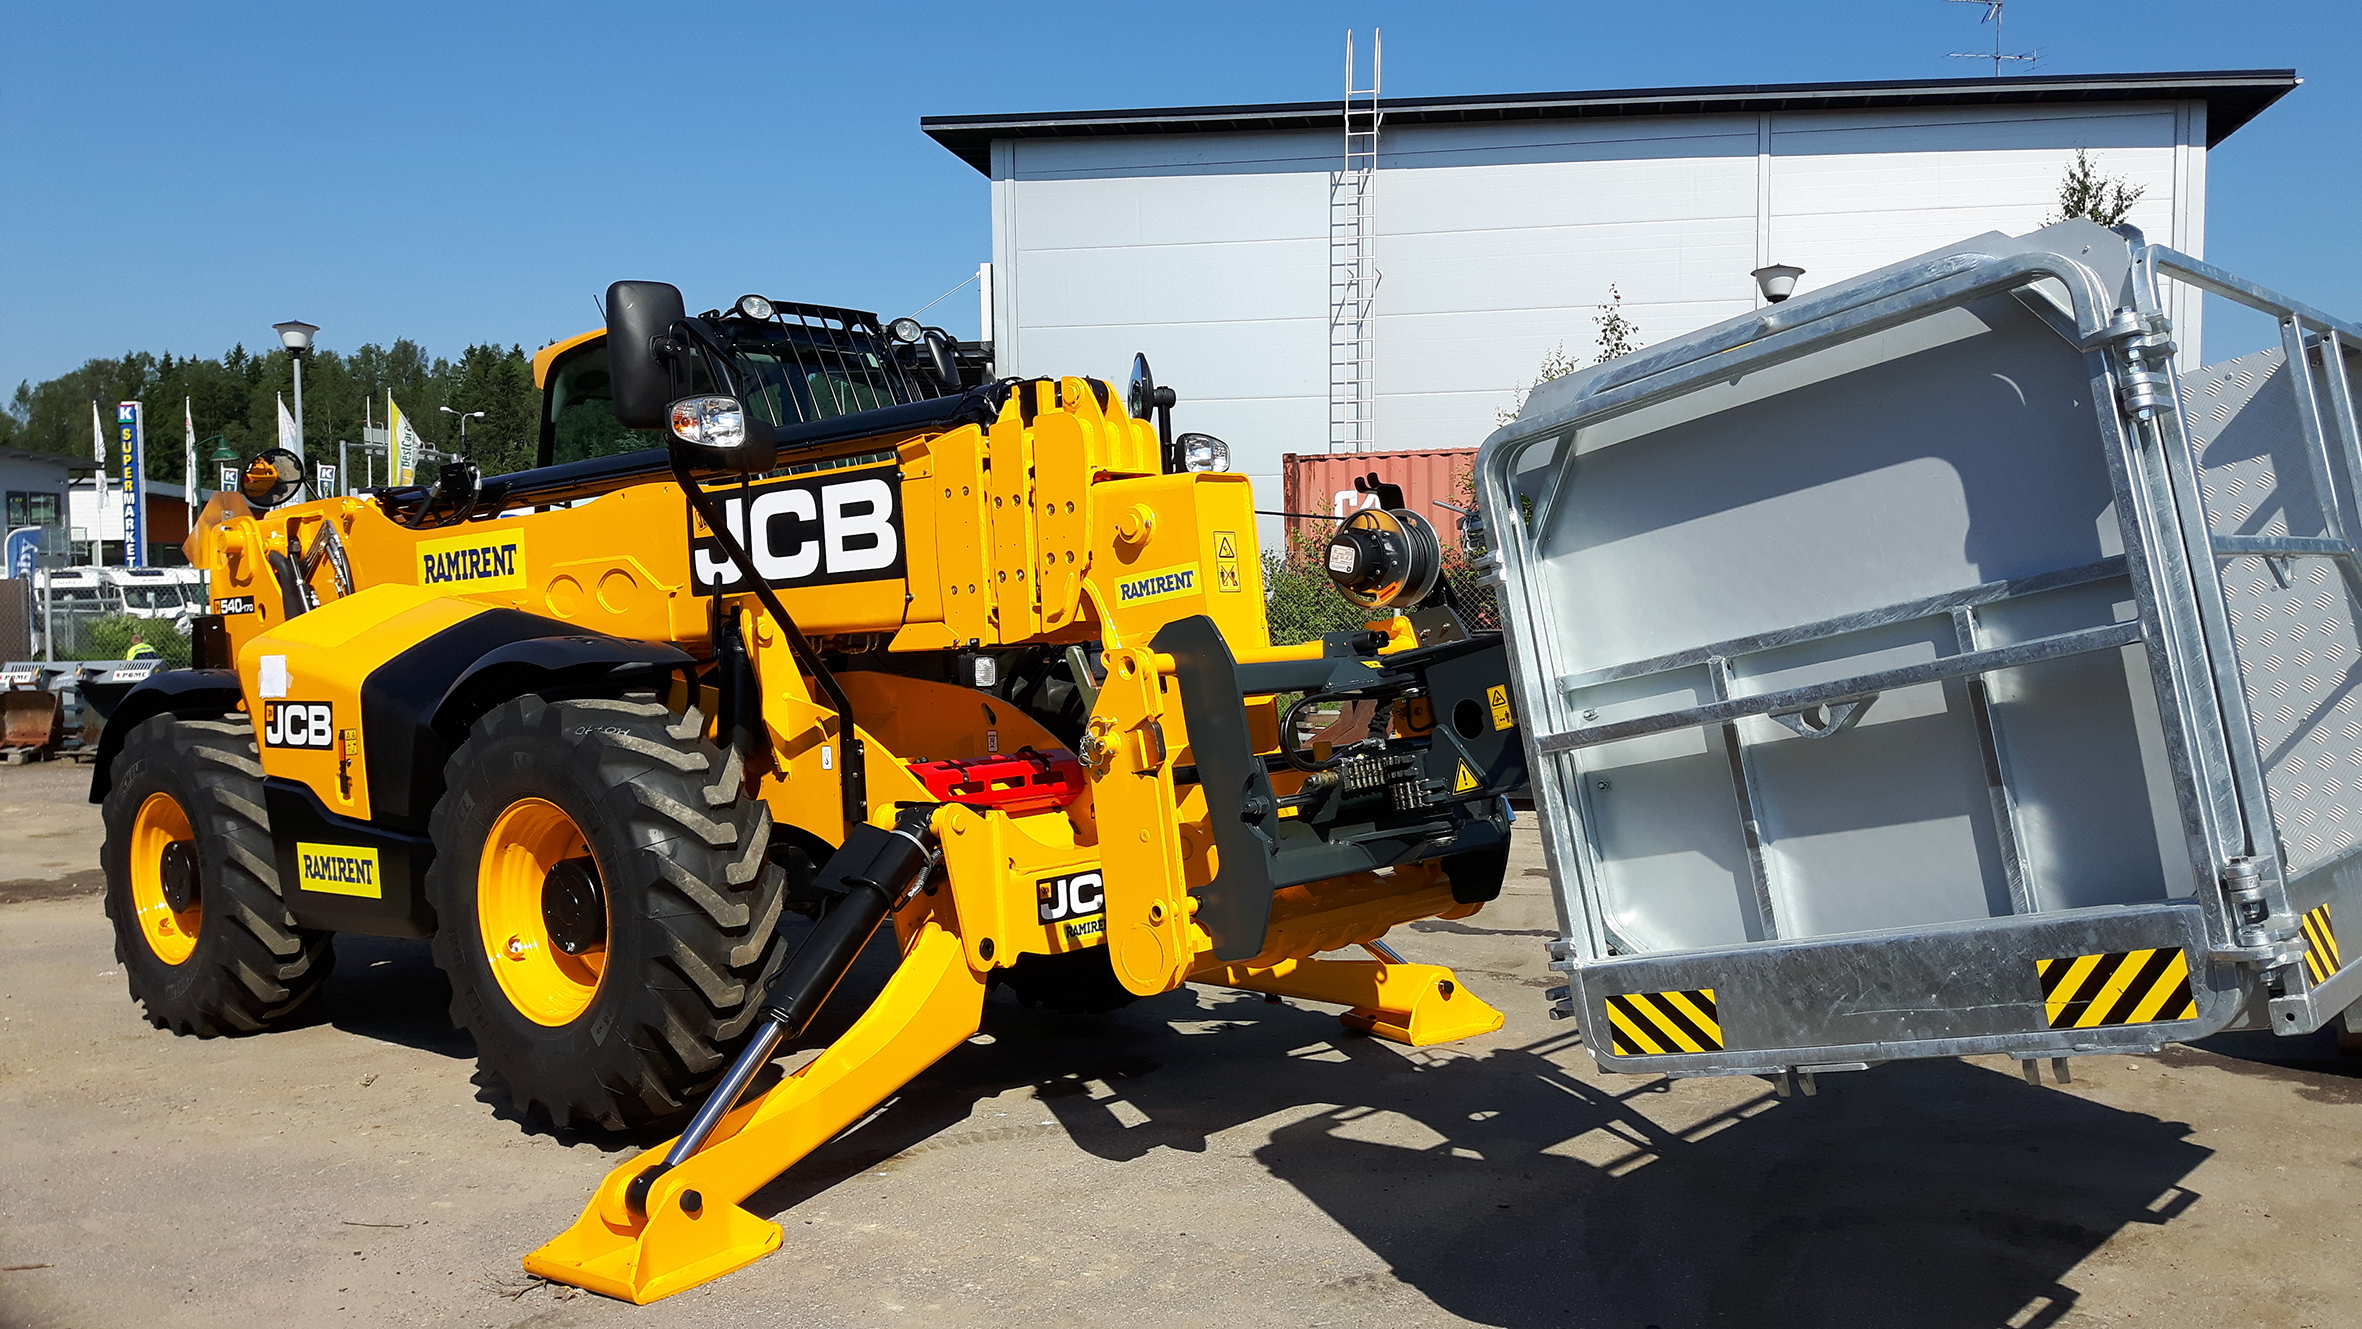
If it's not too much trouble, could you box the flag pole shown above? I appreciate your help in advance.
[89,401,106,567]
[183,397,197,532]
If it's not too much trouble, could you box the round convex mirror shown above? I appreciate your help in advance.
[239,447,308,510]
[1126,353,1155,421]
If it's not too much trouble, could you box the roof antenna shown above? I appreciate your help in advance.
[1945,1,2036,77]
[591,290,608,322]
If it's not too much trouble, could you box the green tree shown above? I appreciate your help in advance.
[2053,148,2146,227]
[0,334,561,490]
[445,344,540,476]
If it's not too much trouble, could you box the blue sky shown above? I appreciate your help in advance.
[3,1,2356,388]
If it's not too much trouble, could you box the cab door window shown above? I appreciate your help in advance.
[540,341,666,466]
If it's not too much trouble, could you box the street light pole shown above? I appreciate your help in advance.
[273,320,319,458]
[439,406,486,458]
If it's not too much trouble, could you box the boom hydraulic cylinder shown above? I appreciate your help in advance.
[629,803,940,1213]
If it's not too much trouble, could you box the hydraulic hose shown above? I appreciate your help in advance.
[669,451,867,828]
[629,804,941,1213]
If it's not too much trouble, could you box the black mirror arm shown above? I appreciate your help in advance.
[666,451,866,829]
[1153,386,1179,471]
[667,317,749,400]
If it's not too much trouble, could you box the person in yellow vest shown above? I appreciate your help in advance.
[125,641,159,662]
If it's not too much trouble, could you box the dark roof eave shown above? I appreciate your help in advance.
[921,69,2299,174]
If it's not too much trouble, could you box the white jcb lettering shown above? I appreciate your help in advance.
[823,477,897,574]
[1036,871,1105,925]
[1067,871,1104,917]
[692,498,747,588]
[265,702,333,749]
[748,487,821,582]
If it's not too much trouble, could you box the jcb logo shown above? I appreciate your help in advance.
[264,701,334,749]
[692,463,904,596]
[1036,870,1105,924]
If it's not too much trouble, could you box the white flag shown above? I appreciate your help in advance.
[277,393,299,452]
[183,397,198,525]
[389,395,426,487]
[90,401,107,495]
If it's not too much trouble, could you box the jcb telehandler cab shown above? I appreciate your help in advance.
[93,282,1527,1301]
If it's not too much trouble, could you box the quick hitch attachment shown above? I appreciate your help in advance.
[625,803,941,1216]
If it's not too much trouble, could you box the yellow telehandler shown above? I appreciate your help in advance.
[93,283,1526,1301]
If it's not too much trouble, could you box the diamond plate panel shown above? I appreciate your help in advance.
[2189,347,2362,877]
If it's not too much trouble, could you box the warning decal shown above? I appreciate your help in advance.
[1605,988,1722,1055]
[2036,947,2197,1029]
[1452,761,1480,793]
[1214,531,1241,593]
[1487,684,1515,731]
[2302,904,2343,986]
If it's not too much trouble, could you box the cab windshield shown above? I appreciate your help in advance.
[538,302,921,468]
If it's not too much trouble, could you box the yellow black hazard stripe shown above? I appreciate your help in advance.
[1604,988,1722,1055]
[2036,947,2196,1029]
[2301,904,2342,986]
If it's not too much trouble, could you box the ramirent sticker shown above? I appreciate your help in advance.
[1113,563,1198,606]
[296,842,383,898]
[416,528,526,592]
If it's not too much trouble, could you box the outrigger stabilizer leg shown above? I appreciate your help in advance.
[526,804,988,1304]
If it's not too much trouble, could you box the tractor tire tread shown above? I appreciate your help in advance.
[424,694,788,1133]
[100,713,334,1038]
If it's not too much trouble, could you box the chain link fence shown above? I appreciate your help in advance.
[24,598,191,667]
[1262,538,1499,648]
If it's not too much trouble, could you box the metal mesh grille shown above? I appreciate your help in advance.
[727,302,920,429]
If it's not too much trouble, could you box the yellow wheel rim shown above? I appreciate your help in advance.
[129,792,201,965]
[477,798,607,1027]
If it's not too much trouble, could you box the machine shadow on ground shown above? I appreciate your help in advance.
[299,923,2215,1328]
[741,980,2212,1329]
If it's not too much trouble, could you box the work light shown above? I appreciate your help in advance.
[1178,432,1230,472]
[669,396,749,450]
[736,295,776,320]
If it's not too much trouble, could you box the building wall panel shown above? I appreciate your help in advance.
[990,99,2209,520]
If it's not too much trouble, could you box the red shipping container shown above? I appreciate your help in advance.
[1279,447,1478,557]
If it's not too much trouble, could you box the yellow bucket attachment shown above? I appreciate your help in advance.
[524,914,988,1304]
[1197,953,1505,1046]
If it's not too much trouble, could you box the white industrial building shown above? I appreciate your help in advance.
[925,70,2296,541]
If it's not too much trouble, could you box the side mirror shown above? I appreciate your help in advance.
[607,280,687,428]
[666,395,777,473]
[920,329,958,390]
[240,448,307,509]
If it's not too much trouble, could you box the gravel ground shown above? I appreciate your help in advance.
[2,762,2358,1328]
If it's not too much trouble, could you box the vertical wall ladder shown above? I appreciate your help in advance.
[1328,29,1382,454]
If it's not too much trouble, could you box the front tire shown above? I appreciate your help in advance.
[424,694,787,1132]
[100,713,335,1034]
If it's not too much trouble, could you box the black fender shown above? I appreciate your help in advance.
[361,608,695,828]
[88,669,246,804]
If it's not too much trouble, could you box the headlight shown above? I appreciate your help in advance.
[669,396,749,450]
[888,317,925,345]
[736,294,775,320]
[1177,432,1230,472]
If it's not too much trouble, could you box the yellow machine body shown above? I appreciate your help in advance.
[156,326,1515,1304]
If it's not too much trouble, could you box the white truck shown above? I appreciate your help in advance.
[103,566,202,629]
